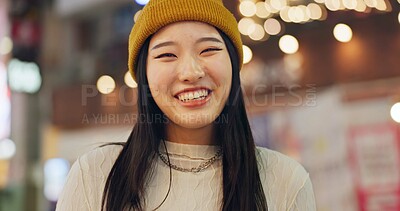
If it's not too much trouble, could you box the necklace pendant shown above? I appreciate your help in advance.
[157,147,223,173]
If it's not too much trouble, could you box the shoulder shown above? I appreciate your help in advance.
[256,147,312,209]
[256,146,309,185]
[75,144,123,178]
[256,147,308,178]
[57,145,123,211]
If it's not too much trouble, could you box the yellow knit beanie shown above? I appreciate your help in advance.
[128,0,243,80]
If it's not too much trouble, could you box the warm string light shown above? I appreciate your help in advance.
[333,23,353,42]
[237,0,395,44]
[355,0,367,12]
[307,3,324,20]
[279,35,299,54]
[249,24,266,41]
[238,18,256,36]
[243,45,253,64]
[97,75,116,94]
[238,0,328,26]
[398,12,400,24]
[134,10,142,23]
[390,102,400,123]
[264,18,281,35]
[256,2,271,18]
[124,71,138,88]
[240,1,257,17]
[96,72,136,94]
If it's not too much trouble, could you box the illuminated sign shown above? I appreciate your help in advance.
[44,158,70,201]
[7,58,42,93]
[0,61,10,140]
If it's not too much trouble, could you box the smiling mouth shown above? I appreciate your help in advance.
[174,89,212,103]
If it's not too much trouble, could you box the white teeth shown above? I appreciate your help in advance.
[177,89,210,102]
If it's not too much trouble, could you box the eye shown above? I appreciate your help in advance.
[201,48,222,54]
[155,53,177,59]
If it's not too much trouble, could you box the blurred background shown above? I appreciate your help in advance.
[0,0,399,210]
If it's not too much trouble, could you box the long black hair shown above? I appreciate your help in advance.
[102,29,268,211]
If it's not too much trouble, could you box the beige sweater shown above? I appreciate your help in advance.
[56,141,316,211]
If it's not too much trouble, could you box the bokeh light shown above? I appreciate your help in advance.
[333,23,353,43]
[280,7,291,22]
[325,0,341,11]
[238,18,255,35]
[249,24,266,41]
[0,37,13,55]
[270,0,287,11]
[243,45,253,64]
[307,3,323,20]
[364,0,377,7]
[264,1,280,13]
[97,75,116,94]
[279,35,299,54]
[355,0,367,12]
[264,18,281,35]
[343,0,358,10]
[288,6,308,23]
[375,0,387,11]
[44,158,70,201]
[134,10,142,23]
[0,138,16,160]
[8,59,42,93]
[135,0,149,6]
[390,102,400,123]
[239,1,257,17]
[124,71,138,88]
[256,2,271,18]
[398,12,400,24]
[299,5,310,22]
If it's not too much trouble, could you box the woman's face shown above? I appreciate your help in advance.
[146,21,232,129]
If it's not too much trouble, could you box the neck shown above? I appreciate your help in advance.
[165,122,216,145]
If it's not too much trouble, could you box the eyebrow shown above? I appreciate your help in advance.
[151,41,176,51]
[150,37,223,51]
[195,37,223,44]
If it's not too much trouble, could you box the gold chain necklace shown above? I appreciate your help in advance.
[157,147,223,173]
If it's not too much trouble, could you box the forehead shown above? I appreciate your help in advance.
[149,21,222,45]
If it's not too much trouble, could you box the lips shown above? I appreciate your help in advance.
[177,89,209,102]
[173,87,212,107]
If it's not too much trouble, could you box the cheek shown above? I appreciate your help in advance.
[147,64,172,96]
[146,65,161,96]
[208,56,232,86]
[217,57,233,97]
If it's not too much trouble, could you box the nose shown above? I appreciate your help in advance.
[177,55,205,83]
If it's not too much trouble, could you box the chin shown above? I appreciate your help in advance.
[168,113,219,129]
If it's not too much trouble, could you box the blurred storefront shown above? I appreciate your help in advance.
[0,0,399,210]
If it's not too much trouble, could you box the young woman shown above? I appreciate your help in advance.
[56,0,316,210]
